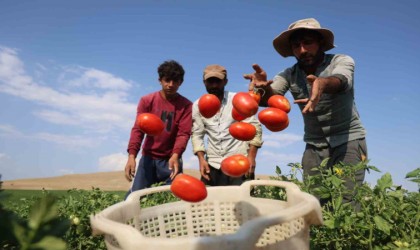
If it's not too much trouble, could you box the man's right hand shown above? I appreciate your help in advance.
[124,156,136,182]
[199,160,211,181]
[243,64,274,91]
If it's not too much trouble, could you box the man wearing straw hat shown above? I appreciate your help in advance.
[244,18,367,209]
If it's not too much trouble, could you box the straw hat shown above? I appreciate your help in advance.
[273,18,335,57]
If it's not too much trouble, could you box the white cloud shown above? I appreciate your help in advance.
[262,131,302,148]
[98,152,127,171]
[0,124,24,137]
[0,47,137,133]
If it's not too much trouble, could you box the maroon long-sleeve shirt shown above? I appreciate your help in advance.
[127,91,192,159]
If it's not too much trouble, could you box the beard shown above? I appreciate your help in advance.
[297,51,324,68]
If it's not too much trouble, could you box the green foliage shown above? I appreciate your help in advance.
[2,166,419,249]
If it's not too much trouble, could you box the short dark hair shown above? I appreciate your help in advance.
[157,60,185,83]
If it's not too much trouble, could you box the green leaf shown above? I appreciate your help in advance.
[373,215,391,235]
[405,168,420,178]
[330,175,344,188]
[28,195,59,230]
[31,236,67,250]
[323,219,336,229]
[376,173,393,192]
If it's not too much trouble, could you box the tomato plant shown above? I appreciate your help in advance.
[248,90,261,104]
[268,95,291,113]
[221,154,250,177]
[258,107,289,132]
[136,113,164,136]
[198,94,221,118]
[229,122,256,141]
[232,92,258,118]
[170,174,207,202]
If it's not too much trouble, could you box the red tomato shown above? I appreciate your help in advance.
[221,154,250,177]
[232,92,259,118]
[248,91,261,104]
[231,107,247,121]
[229,122,256,141]
[136,113,164,136]
[170,174,207,203]
[198,94,221,118]
[258,107,289,130]
[267,95,291,113]
[265,119,289,132]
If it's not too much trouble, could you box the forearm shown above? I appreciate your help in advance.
[318,76,344,94]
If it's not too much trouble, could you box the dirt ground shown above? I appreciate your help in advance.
[2,169,270,191]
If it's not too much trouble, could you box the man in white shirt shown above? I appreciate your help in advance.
[192,64,263,186]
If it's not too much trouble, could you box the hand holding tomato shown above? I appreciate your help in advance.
[170,174,207,203]
[198,94,221,118]
[221,154,251,177]
[136,113,164,136]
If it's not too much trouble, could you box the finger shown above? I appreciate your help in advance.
[294,98,309,104]
[306,75,317,83]
[243,73,252,80]
[252,64,263,73]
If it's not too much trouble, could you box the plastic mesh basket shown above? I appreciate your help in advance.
[90,180,323,250]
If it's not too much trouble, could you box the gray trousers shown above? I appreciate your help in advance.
[302,138,367,208]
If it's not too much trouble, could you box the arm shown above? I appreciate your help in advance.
[244,115,263,179]
[191,102,210,180]
[246,145,259,179]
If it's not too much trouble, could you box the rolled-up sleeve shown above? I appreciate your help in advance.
[191,101,206,154]
[331,54,355,92]
[244,115,263,148]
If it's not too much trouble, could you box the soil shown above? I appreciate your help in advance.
[2,169,271,191]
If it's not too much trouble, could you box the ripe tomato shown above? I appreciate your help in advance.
[229,122,256,141]
[267,95,291,113]
[248,91,261,104]
[170,174,207,203]
[265,118,289,132]
[232,92,258,118]
[258,107,289,131]
[221,154,250,177]
[136,113,164,136]
[231,107,247,121]
[198,94,221,118]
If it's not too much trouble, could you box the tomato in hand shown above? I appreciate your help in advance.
[136,113,164,136]
[267,95,291,113]
[232,92,258,118]
[258,107,289,131]
[198,94,221,118]
[248,90,261,104]
[231,107,247,121]
[170,174,207,203]
[229,122,256,141]
[221,154,250,177]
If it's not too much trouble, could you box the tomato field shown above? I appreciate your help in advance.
[1,163,419,250]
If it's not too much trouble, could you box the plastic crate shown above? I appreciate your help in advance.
[90,180,323,250]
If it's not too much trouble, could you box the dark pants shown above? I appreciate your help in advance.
[302,138,367,209]
[201,165,246,186]
[125,154,183,199]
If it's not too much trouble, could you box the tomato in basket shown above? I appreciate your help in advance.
[229,122,256,141]
[170,174,207,202]
[198,93,221,118]
[136,113,164,136]
[221,154,250,177]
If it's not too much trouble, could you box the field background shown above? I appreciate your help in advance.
[2,169,271,191]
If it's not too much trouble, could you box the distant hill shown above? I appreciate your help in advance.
[2,169,271,191]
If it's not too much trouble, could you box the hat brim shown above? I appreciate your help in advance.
[203,72,225,81]
[273,28,335,57]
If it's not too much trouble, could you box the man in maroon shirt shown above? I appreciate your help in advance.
[124,60,192,196]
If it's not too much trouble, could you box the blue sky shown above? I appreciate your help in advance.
[0,0,419,191]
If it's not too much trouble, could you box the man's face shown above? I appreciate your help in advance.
[290,32,324,68]
[204,77,226,98]
[160,77,182,97]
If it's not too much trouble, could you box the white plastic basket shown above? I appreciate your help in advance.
[90,180,323,250]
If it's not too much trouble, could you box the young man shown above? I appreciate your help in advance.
[192,64,263,186]
[124,60,192,196]
[244,18,367,208]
